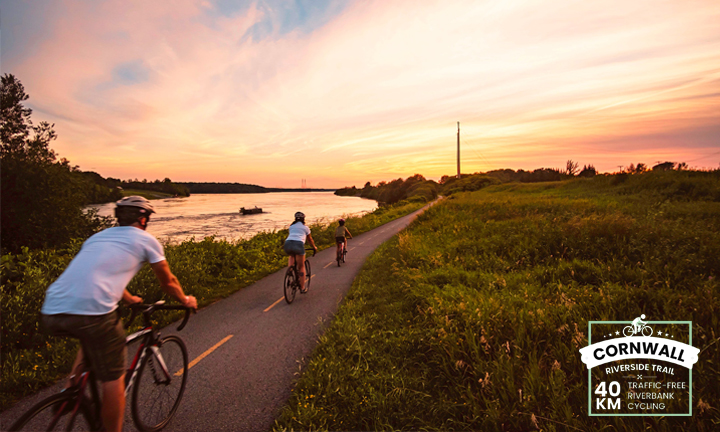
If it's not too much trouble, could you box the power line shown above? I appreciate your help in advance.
[461,136,495,172]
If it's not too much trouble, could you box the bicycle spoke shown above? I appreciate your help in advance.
[284,268,296,303]
[8,392,94,431]
[132,336,188,432]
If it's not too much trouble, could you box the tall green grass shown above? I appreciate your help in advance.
[0,199,424,410]
[275,173,720,431]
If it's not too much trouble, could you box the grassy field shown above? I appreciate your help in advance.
[0,200,425,410]
[274,172,720,431]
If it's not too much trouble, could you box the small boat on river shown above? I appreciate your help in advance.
[240,206,263,215]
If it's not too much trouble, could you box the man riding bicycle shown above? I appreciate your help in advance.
[334,218,352,261]
[283,211,317,293]
[40,196,198,432]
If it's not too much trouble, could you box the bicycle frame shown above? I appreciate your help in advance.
[125,327,155,397]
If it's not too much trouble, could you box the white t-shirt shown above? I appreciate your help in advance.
[41,226,166,316]
[286,222,311,243]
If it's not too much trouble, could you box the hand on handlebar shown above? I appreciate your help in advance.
[183,295,198,311]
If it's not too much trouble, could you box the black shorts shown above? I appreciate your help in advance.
[41,311,126,382]
[335,236,346,244]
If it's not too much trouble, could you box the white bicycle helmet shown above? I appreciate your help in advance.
[294,211,305,219]
[116,196,156,214]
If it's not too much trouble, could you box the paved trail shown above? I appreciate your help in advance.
[1,203,434,432]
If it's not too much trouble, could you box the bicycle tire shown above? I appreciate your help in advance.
[305,259,312,290]
[284,267,296,303]
[132,335,188,432]
[642,326,653,337]
[8,391,96,431]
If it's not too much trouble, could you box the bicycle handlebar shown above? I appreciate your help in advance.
[125,301,193,331]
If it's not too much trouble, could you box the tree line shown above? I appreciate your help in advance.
[336,159,700,205]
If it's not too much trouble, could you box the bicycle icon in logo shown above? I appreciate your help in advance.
[622,314,653,337]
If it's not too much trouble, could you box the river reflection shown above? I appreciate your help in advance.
[89,192,376,243]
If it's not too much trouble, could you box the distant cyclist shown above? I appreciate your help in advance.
[335,218,353,259]
[283,211,317,293]
[40,196,198,432]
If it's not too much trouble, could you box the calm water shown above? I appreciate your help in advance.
[89,192,377,243]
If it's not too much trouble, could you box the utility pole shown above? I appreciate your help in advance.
[457,122,460,179]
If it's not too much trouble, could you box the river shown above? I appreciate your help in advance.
[88,192,376,243]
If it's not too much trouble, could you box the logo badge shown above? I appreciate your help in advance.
[580,316,700,416]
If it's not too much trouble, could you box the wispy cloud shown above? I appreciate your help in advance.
[3,0,719,187]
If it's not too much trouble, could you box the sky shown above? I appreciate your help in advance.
[2,0,719,188]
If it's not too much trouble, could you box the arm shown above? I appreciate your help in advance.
[307,234,318,251]
[150,260,198,309]
[122,289,143,305]
[346,227,352,239]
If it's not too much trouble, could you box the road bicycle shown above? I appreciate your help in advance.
[622,323,653,337]
[284,249,315,304]
[336,240,348,267]
[9,302,193,432]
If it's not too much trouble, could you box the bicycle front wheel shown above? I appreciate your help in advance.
[8,392,95,431]
[132,335,188,432]
[284,268,296,304]
[305,260,312,289]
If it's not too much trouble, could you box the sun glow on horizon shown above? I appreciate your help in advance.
[3,0,719,188]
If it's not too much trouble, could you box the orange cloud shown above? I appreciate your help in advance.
[7,0,720,186]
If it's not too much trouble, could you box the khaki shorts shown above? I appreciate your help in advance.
[41,311,127,382]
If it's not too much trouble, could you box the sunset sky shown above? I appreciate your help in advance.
[3,0,719,188]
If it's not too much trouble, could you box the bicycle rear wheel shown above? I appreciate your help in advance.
[304,260,312,290]
[8,392,95,431]
[284,267,297,303]
[132,335,188,432]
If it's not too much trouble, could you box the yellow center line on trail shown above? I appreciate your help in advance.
[175,334,233,376]
[264,297,284,312]
[323,261,335,268]
[264,274,315,312]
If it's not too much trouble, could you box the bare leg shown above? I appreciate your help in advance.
[297,254,306,291]
[66,350,85,387]
[101,374,126,432]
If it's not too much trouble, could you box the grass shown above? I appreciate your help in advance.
[274,172,720,431]
[0,199,425,411]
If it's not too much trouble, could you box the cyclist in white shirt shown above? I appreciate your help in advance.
[282,211,317,292]
[40,196,197,432]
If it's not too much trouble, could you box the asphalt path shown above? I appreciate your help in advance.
[1,202,435,432]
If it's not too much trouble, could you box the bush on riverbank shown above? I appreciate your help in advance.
[274,173,720,431]
[0,199,424,410]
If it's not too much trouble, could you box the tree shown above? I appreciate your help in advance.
[578,164,597,178]
[566,160,579,176]
[0,74,33,154]
[652,162,675,171]
[1,74,109,253]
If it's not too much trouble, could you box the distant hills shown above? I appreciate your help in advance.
[177,182,335,194]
